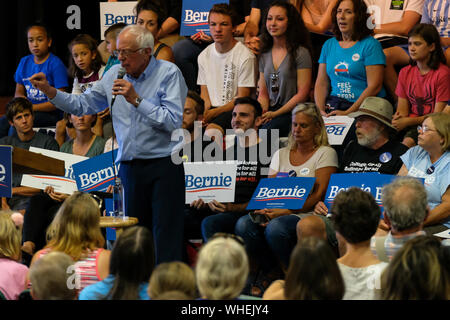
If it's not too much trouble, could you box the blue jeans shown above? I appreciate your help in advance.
[201,211,246,242]
[235,214,300,271]
[172,38,209,91]
[260,112,291,137]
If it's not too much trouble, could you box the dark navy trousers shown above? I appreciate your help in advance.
[119,156,185,264]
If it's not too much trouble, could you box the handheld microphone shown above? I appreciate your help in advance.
[110,67,126,107]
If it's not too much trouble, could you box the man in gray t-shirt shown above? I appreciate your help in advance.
[0,97,59,211]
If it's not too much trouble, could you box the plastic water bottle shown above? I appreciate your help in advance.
[113,177,126,219]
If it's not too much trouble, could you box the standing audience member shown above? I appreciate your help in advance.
[235,103,337,296]
[55,34,107,146]
[0,23,68,138]
[79,226,154,300]
[371,177,428,262]
[393,23,450,147]
[195,234,249,300]
[398,113,450,233]
[198,3,257,137]
[0,212,28,300]
[263,237,344,300]
[331,188,388,300]
[0,98,59,214]
[315,0,386,117]
[135,0,175,62]
[29,192,111,292]
[257,1,312,137]
[148,261,197,300]
[29,25,187,264]
[28,252,77,300]
[380,235,450,300]
[420,0,450,67]
[364,0,424,101]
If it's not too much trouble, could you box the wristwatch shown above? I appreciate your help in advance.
[135,96,143,107]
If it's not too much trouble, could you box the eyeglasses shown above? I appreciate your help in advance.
[210,232,245,246]
[113,48,144,58]
[89,193,103,211]
[417,125,436,134]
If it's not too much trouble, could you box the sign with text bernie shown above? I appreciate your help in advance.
[247,177,316,210]
[0,146,12,198]
[180,0,229,36]
[72,150,119,193]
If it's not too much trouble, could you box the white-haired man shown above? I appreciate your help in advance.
[29,25,188,264]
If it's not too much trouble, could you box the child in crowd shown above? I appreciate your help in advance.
[79,226,153,300]
[103,23,127,74]
[28,251,77,300]
[148,261,197,299]
[393,23,450,147]
[55,34,109,146]
[0,212,28,300]
[0,23,69,138]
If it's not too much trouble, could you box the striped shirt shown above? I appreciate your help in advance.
[36,248,104,291]
[421,0,450,38]
[370,230,426,261]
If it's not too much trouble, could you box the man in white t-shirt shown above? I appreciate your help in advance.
[197,3,257,137]
[365,0,424,100]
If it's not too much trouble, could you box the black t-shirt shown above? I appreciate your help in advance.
[225,138,273,204]
[339,139,408,174]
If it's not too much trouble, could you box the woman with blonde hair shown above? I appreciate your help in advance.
[0,212,28,300]
[195,235,249,300]
[235,103,338,296]
[148,261,196,299]
[30,192,110,292]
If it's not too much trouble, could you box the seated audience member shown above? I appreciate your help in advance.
[191,97,271,242]
[1,23,69,136]
[311,97,408,222]
[331,188,388,300]
[263,237,344,300]
[257,2,313,137]
[393,23,450,147]
[21,113,105,257]
[28,252,77,300]
[0,98,59,213]
[29,192,111,292]
[195,234,249,300]
[421,0,450,67]
[103,23,127,74]
[235,103,337,296]
[173,1,249,91]
[153,290,192,300]
[315,0,386,118]
[371,177,428,262]
[380,235,450,300]
[135,0,175,62]
[0,212,28,300]
[147,0,183,47]
[198,3,257,137]
[55,34,107,146]
[79,226,154,300]
[398,113,450,234]
[364,0,423,100]
[148,261,196,300]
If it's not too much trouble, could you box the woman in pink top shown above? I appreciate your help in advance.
[29,192,110,292]
[393,23,450,148]
[0,212,28,300]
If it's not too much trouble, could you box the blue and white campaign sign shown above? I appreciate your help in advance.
[0,146,12,198]
[21,147,87,194]
[323,173,400,214]
[72,150,119,193]
[180,0,229,36]
[247,177,316,210]
[99,1,136,40]
[323,116,354,145]
[183,161,237,204]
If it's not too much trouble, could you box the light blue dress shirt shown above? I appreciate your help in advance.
[50,58,187,162]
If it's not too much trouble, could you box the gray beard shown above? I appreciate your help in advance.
[357,128,382,148]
